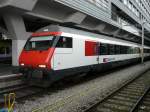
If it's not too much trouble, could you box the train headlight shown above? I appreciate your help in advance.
[20,63,25,66]
[39,65,46,68]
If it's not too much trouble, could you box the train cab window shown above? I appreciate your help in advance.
[56,36,72,48]
[24,36,55,51]
[100,43,108,55]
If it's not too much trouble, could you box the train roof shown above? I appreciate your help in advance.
[36,25,150,49]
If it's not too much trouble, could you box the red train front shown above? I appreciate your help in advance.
[19,31,62,86]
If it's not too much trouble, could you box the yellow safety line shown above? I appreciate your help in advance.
[8,93,16,112]
[4,94,7,108]
[3,93,16,112]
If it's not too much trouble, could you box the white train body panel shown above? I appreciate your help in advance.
[52,33,98,70]
[51,31,147,70]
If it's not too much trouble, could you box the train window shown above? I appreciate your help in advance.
[132,48,135,54]
[100,43,141,55]
[144,49,147,53]
[115,45,120,54]
[131,47,135,54]
[100,43,108,55]
[56,36,72,48]
[126,46,131,54]
[144,49,150,53]
[0,47,5,54]
[109,44,115,55]
[120,46,127,54]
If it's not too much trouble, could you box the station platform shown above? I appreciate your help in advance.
[0,64,13,76]
[0,64,19,76]
[0,64,23,89]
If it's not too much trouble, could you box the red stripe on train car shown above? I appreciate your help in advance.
[32,32,62,37]
[85,41,98,56]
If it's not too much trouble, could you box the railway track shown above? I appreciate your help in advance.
[0,83,44,109]
[83,70,150,112]
[0,73,24,90]
[134,88,150,112]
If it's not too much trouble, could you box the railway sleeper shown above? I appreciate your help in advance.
[113,96,138,102]
[118,90,143,95]
[99,103,130,112]
[110,97,136,104]
[115,93,141,99]
[119,91,143,96]
[138,105,150,111]
[122,88,144,93]
[125,86,145,90]
[142,100,150,105]
[107,99,134,106]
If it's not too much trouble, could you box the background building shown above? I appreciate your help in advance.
[0,0,149,66]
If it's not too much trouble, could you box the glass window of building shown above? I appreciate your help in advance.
[128,1,132,9]
[88,0,109,11]
[123,0,128,5]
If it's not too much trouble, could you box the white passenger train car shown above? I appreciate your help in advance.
[19,25,150,86]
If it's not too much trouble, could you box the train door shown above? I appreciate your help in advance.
[97,42,100,64]
[53,36,73,70]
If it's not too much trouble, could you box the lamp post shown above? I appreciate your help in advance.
[141,21,146,63]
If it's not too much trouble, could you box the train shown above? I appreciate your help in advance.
[19,25,150,87]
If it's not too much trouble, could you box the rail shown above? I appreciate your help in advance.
[84,70,150,112]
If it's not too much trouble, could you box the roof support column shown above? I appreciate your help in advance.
[3,13,31,66]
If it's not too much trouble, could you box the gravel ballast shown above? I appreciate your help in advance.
[15,62,150,112]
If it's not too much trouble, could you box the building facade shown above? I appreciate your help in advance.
[55,0,150,39]
[0,0,150,66]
